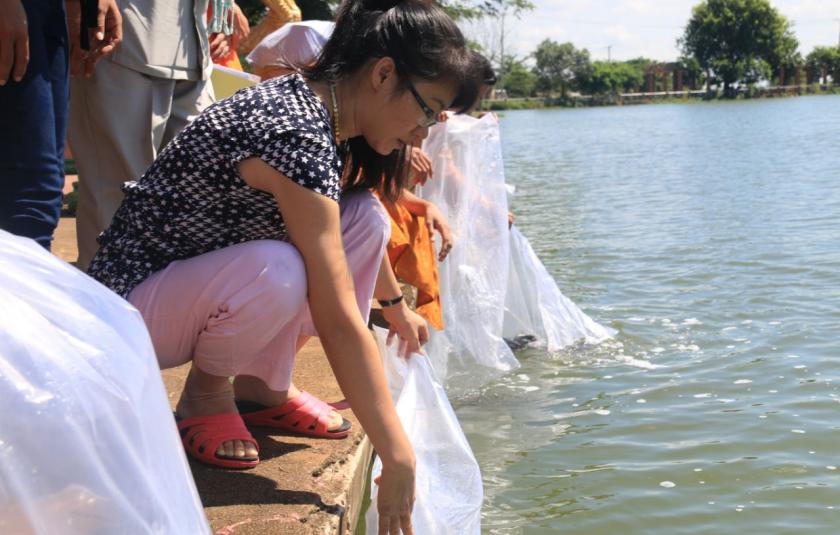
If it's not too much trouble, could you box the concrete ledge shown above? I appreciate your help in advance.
[161,342,373,535]
[53,216,373,535]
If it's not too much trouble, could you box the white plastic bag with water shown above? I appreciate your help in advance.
[418,114,519,392]
[0,230,210,535]
[503,226,616,350]
[365,327,483,535]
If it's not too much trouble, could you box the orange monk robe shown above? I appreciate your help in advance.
[382,198,444,330]
[215,47,244,71]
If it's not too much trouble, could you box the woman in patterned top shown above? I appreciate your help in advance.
[87,0,477,531]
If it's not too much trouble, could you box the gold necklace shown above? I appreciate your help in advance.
[329,82,340,141]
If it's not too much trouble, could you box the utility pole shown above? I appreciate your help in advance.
[836,18,840,47]
[499,9,507,77]
[606,44,612,62]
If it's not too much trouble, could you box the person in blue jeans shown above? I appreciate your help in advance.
[0,0,120,249]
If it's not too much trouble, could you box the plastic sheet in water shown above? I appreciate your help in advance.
[418,114,519,392]
[0,231,210,535]
[419,114,614,393]
[365,328,483,535]
[504,226,616,350]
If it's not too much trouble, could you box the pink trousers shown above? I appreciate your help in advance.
[128,191,390,391]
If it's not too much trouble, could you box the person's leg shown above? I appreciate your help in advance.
[68,63,174,269]
[233,191,391,416]
[160,79,213,149]
[129,240,308,459]
[0,0,68,249]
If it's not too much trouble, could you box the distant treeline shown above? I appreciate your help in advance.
[489,0,840,99]
[235,0,839,100]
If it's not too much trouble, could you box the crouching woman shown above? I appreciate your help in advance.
[87,0,476,531]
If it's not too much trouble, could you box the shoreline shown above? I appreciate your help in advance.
[483,85,840,111]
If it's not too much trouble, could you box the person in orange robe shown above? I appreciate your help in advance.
[381,147,453,330]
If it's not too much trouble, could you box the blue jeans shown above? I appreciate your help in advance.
[0,0,68,249]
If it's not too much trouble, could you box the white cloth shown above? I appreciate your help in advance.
[246,20,335,69]
[0,231,210,535]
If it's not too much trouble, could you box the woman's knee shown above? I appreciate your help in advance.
[340,191,391,243]
[231,240,308,314]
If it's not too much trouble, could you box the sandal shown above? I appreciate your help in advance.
[236,390,352,439]
[176,412,260,469]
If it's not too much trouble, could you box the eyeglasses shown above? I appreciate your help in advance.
[405,78,439,128]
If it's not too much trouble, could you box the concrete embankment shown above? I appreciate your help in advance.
[53,212,372,535]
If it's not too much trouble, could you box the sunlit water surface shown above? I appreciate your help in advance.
[457,96,840,534]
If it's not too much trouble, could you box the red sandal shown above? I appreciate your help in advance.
[236,391,351,439]
[176,412,260,469]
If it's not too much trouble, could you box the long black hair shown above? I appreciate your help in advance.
[304,0,476,201]
[449,50,497,112]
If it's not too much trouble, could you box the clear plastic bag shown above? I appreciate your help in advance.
[418,115,615,391]
[365,327,483,535]
[504,226,616,350]
[0,231,210,535]
[417,114,519,392]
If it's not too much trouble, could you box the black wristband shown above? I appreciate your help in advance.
[377,294,404,308]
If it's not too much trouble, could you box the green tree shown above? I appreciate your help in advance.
[532,40,592,97]
[677,56,704,89]
[498,56,536,97]
[439,0,534,20]
[805,46,840,84]
[462,0,535,83]
[679,0,799,95]
[579,61,644,95]
[297,0,335,20]
[239,0,533,31]
[237,0,270,26]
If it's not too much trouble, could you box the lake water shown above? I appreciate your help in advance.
[457,96,840,534]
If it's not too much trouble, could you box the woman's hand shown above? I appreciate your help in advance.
[375,459,416,535]
[66,0,123,78]
[231,3,250,41]
[0,0,28,85]
[408,147,432,186]
[424,202,453,261]
[209,32,231,61]
[381,302,429,357]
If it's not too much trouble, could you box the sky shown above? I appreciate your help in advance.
[476,0,840,62]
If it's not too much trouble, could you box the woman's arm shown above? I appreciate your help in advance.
[396,189,428,217]
[238,157,415,532]
[397,190,453,261]
[374,251,430,356]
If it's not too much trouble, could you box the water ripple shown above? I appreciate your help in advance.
[460,96,840,534]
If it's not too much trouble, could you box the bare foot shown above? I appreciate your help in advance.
[177,366,259,461]
[233,376,345,431]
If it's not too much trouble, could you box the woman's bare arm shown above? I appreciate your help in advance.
[238,157,415,528]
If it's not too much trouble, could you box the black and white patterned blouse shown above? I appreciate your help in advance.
[88,74,342,298]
